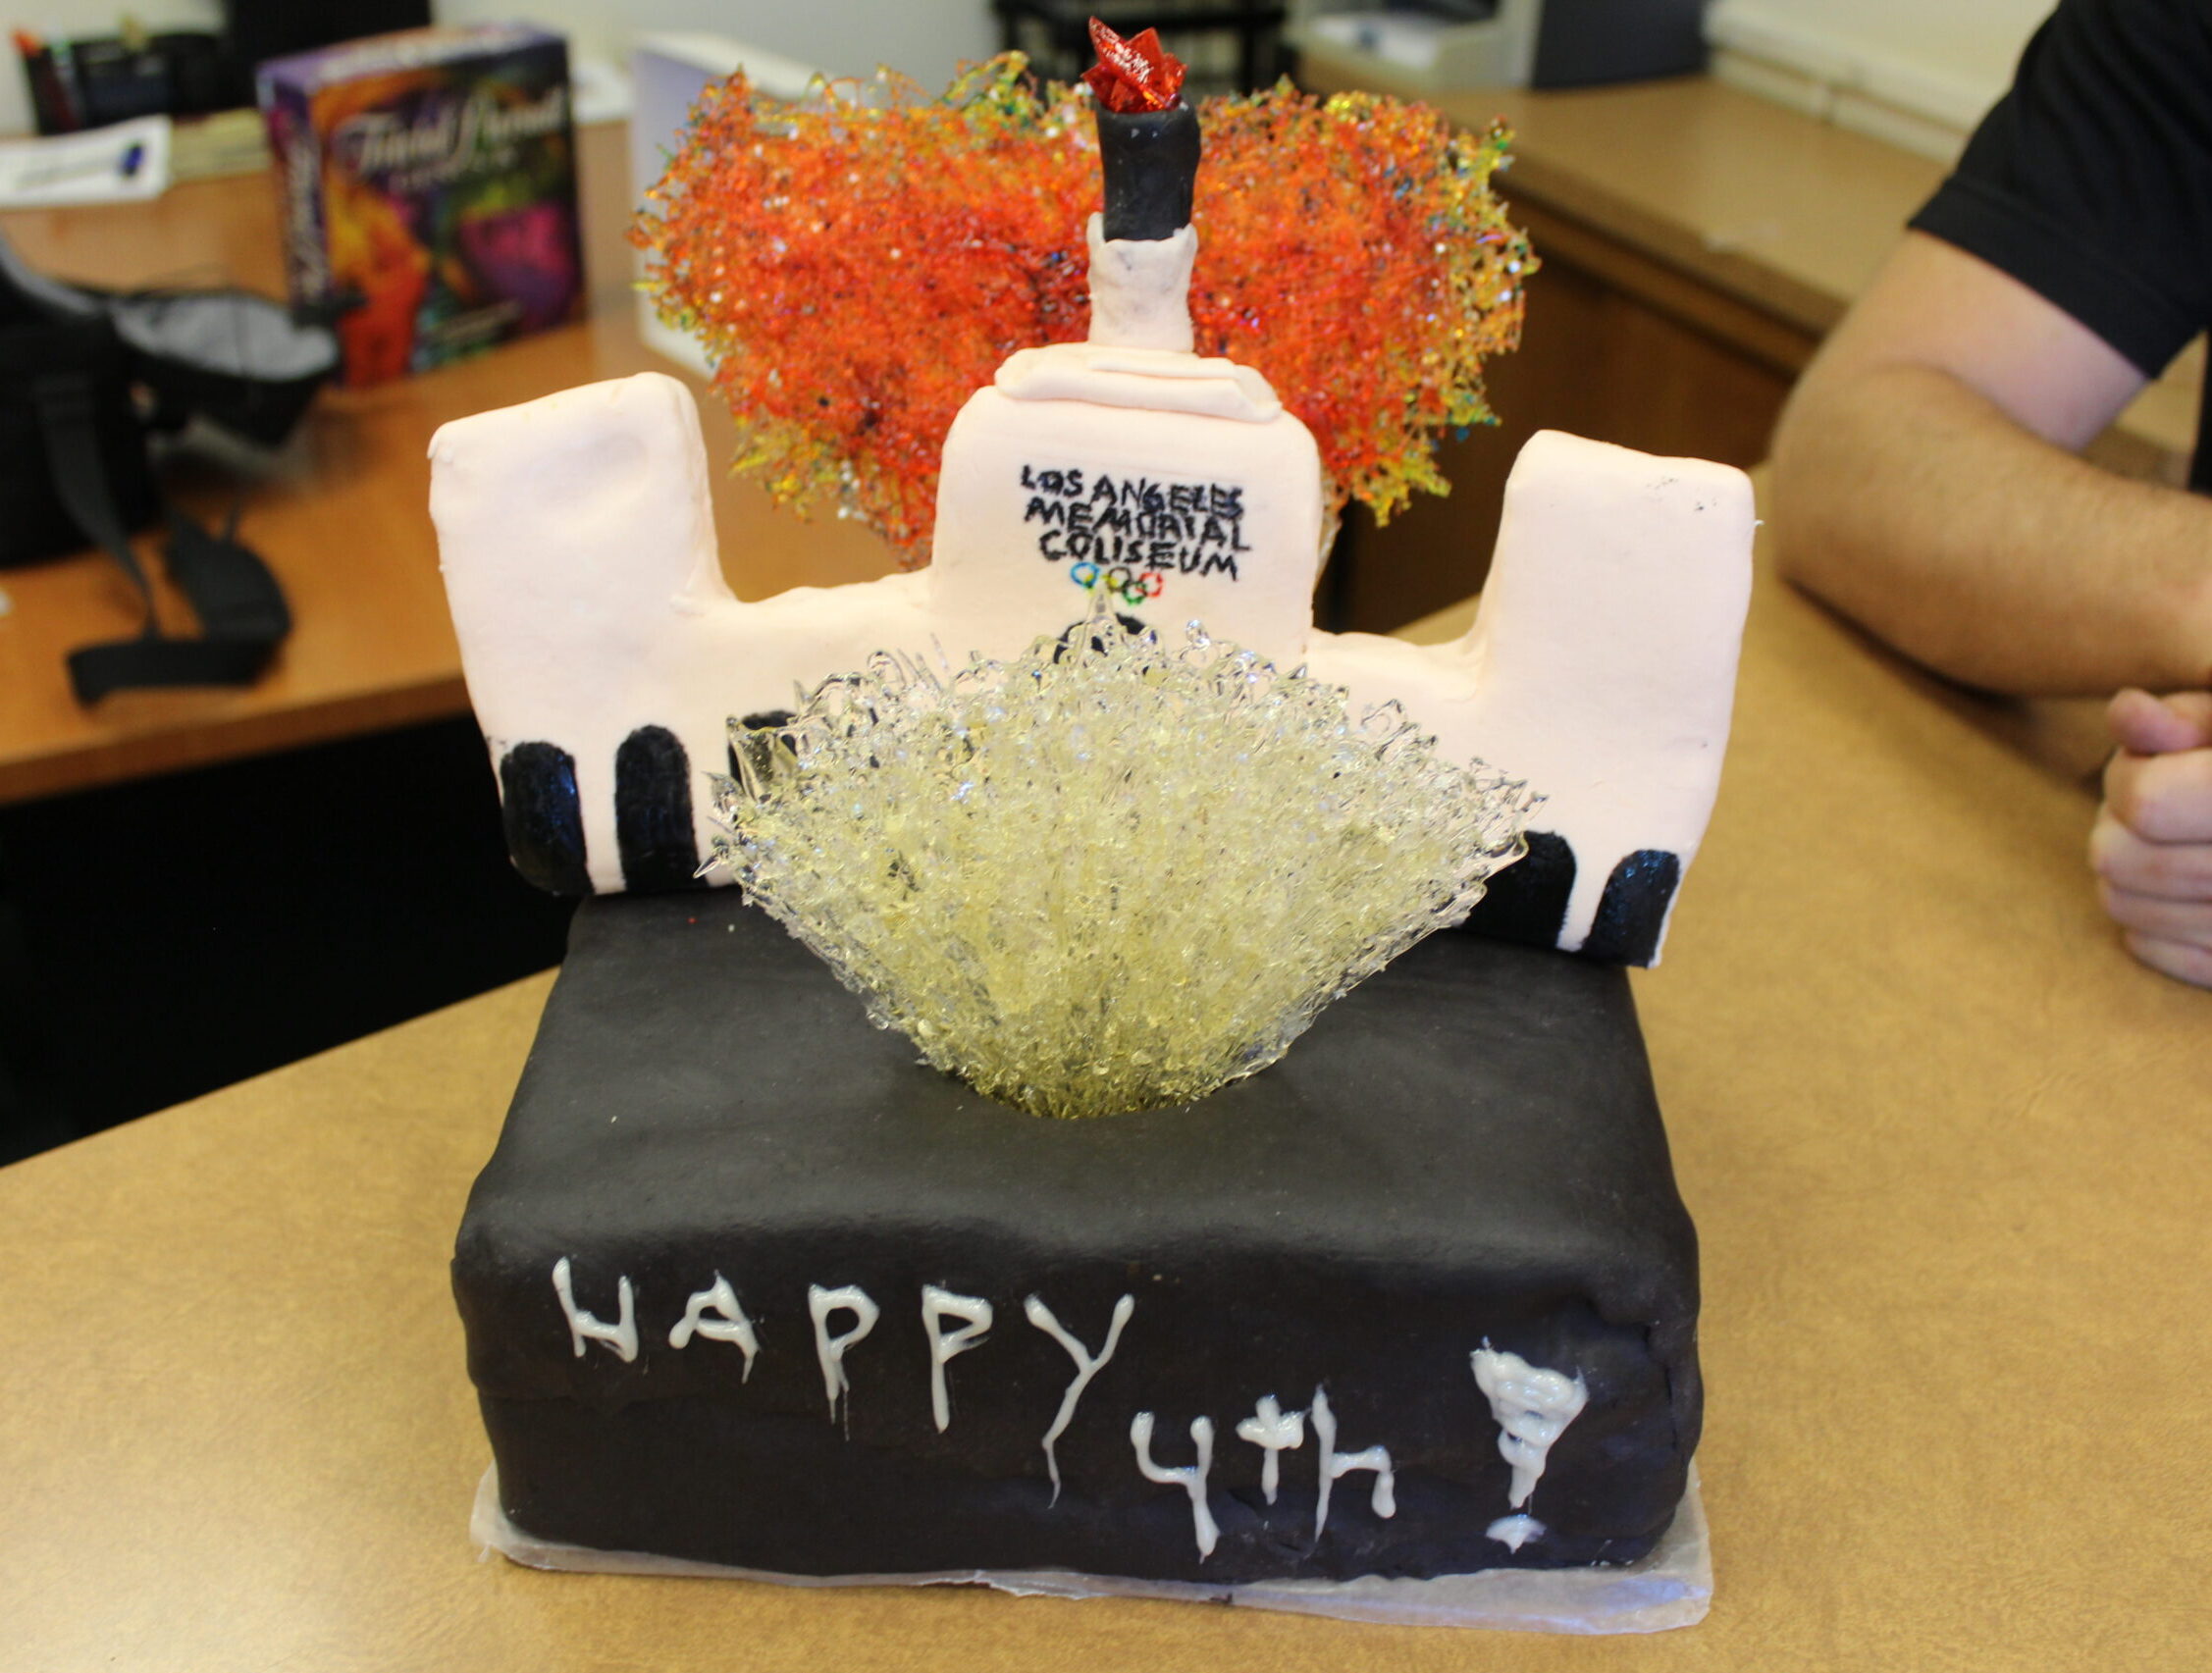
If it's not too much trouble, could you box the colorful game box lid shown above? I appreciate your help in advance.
[257,24,581,387]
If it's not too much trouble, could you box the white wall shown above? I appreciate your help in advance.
[1708,0,2053,157]
[437,0,993,88]
[6,1,2051,156]
[1,1,993,135]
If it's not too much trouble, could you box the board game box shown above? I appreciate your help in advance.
[257,24,581,387]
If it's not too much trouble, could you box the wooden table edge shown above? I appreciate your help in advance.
[0,673,472,805]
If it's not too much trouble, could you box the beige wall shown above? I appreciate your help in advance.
[436,0,994,88]
[1,1,994,135]
[1707,0,2052,157]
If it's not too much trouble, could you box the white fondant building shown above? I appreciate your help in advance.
[429,216,1753,963]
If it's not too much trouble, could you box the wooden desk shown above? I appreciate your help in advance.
[0,122,898,808]
[4,522,2206,1669]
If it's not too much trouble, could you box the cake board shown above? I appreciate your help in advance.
[469,1462,1711,1633]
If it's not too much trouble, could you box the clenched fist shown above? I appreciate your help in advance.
[2092,689,2212,987]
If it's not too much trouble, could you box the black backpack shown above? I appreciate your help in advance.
[0,232,339,700]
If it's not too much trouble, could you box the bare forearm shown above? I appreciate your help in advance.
[1772,363,2212,696]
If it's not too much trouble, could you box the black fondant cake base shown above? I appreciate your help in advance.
[453,893,1701,1585]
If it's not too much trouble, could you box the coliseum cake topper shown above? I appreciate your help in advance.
[431,38,1753,965]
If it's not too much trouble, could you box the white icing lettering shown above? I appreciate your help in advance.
[1131,1411,1219,1560]
[1310,1387,1396,1540]
[1486,1513,1546,1552]
[552,1256,638,1363]
[1234,1394,1305,1505]
[1025,1292,1134,1504]
[808,1283,880,1424]
[921,1284,993,1434]
[548,1260,1615,1560]
[1471,1342,1589,1508]
[667,1274,760,1379]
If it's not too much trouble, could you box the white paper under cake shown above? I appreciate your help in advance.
[470,1463,1712,1634]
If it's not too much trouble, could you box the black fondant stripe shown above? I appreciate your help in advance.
[1581,850,1681,967]
[1097,103,1200,242]
[499,741,591,896]
[1462,830,1577,950]
[615,726,704,894]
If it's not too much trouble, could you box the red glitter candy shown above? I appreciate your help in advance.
[635,57,1533,568]
[1081,19,1185,113]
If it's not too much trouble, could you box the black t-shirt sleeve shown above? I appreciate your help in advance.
[1909,0,2212,379]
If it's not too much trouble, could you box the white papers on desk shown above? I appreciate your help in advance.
[1305,11,1453,73]
[0,115,172,210]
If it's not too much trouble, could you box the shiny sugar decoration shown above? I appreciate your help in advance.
[711,605,1537,1120]
[1082,18,1185,112]
[636,55,1531,566]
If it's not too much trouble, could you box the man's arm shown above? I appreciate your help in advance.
[1769,231,2212,697]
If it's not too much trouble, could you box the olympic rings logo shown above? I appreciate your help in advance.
[1069,561,1166,608]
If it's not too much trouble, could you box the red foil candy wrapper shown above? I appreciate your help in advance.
[1082,18,1186,113]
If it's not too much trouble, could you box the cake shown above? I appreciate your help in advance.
[436,29,1751,1627]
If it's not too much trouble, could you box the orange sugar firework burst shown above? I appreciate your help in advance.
[635,55,1531,568]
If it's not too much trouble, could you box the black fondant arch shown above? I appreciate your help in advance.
[1581,850,1682,967]
[499,741,591,896]
[1462,830,1577,950]
[615,726,704,893]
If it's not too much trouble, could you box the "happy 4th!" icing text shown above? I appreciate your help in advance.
[550,1260,1587,1560]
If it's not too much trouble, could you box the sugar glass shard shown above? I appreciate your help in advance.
[711,611,1537,1119]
